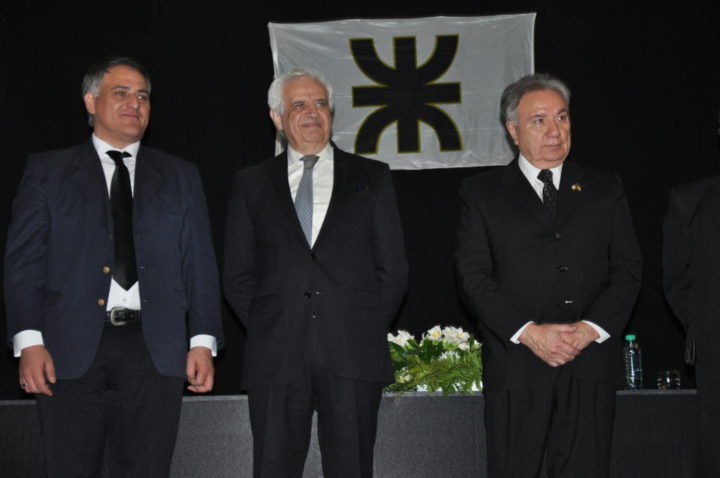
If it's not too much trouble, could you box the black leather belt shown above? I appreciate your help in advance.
[105,308,141,326]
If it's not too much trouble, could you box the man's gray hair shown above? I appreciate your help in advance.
[267,68,334,114]
[82,56,151,126]
[500,73,570,125]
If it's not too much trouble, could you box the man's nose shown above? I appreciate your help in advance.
[546,120,561,135]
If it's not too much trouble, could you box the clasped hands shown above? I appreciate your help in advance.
[519,321,599,367]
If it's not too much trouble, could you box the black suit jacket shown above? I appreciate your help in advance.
[455,159,642,390]
[4,141,223,379]
[663,177,720,371]
[223,146,408,389]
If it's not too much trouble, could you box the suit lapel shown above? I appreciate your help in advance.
[698,177,720,223]
[69,141,112,235]
[708,177,720,201]
[133,147,163,222]
[556,161,585,226]
[501,160,553,228]
[313,147,350,248]
[272,152,310,247]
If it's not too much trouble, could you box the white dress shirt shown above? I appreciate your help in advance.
[13,135,216,356]
[287,144,334,247]
[509,155,609,344]
[96,135,143,311]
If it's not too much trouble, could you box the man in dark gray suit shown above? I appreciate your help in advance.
[664,167,720,476]
[455,73,642,477]
[4,56,223,477]
[223,68,407,478]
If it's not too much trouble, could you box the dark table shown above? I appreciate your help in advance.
[0,390,699,477]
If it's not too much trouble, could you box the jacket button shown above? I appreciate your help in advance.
[98,299,106,306]
[310,252,317,260]
[554,232,561,240]
[304,291,312,298]
[102,266,110,274]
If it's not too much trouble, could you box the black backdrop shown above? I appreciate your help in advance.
[1,2,719,399]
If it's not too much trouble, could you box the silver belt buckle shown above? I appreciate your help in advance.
[109,307,130,326]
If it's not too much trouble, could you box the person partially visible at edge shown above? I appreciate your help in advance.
[663,114,720,476]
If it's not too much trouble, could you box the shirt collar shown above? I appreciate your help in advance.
[518,154,563,186]
[287,143,333,168]
[92,134,140,160]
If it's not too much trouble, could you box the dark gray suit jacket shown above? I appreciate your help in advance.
[4,141,223,379]
[455,159,642,390]
[663,177,720,391]
[223,146,408,389]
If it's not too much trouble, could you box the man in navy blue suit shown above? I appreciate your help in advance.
[4,57,223,477]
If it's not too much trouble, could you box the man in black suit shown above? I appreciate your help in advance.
[223,68,407,477]
[4,57,223,477]
[663,173,720,476]
[455,73,642,477]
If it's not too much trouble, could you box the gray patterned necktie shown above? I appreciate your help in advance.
[295,155,319,245]
[538,169,558,221]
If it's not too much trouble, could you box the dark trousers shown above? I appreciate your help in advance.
[699,410,720,477]
[484,371,615,478]
[697,364,720,476]
[247,324,383,478]
[36,322,184,478]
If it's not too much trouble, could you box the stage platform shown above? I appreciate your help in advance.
[0,390,699,477]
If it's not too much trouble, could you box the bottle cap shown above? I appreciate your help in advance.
[625,334,636,340]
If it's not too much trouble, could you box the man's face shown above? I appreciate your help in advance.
[506,89,571,169]
[270,77,332,155]
[83,65,150,148]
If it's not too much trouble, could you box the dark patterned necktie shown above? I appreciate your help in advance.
[294,155,319,245]
[107,150,137,290]
[538,169,558,221]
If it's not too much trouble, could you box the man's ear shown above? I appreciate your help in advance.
[269,109,283,132]
[83,92,96,115]
[505,120,518,145]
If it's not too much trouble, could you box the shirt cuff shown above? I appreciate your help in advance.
[13,330,44,357]
[510,321,534,344]
[582,320,610,343]
[190,334,217,356]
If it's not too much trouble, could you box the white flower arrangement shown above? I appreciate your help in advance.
[385,325,482,395]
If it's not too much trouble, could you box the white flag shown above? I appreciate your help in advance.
[269,14,535,170]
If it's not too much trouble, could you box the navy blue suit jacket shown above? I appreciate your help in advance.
[4,141,223,379]
[223,146,408,389]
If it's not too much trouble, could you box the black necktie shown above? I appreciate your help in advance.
[538,169,558,221]
[107,150,137,290]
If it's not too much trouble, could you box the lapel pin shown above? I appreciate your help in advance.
[571,183,582,192]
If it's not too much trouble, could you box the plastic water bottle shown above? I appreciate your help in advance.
[623,334,643,389]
